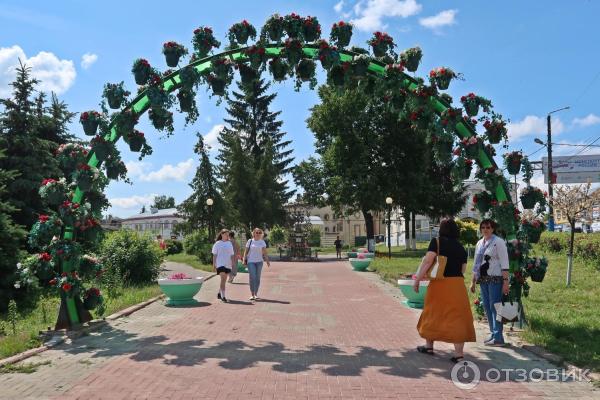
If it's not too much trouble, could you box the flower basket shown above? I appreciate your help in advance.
[524,257,548,282]
[460,93,492,117]
[483,119,507,144]
[461,136,480,159]
[315,40,339,70]
[79,111,102,136]
[29,215,62,250]
[131,59,152,85]
[351,54,370,79]
[330,21,352,48]
[103,82,129,109]
[282,39,303,66]
[39,179,67,206]
[90,136,111,162]
[263,14,284,42]
[268,58,288,81]
[209,76,226,96]
[328,64,348,87]
[429,67,457,90]
[228,20,256,46]
[114,109,138,136]
[520,218,545,243]
[529,269,545,282]
[463,159,474,179]
[504,151,523,175]
[162,41,187,67]
[176,89,195,112]
[302,16,321,42]
[520,186,546,210]
[106,164,120,180]
[83,288,103,310]
[284,13,303,39]
[58,201,81,227]
[520,192,536,210]
[149,108,174,131]
[400,47,422,72]
[127,131,146,152]
[192,26,221,58]
[237,63,258,87]
[243,46,267,70]
[296,59,316,81]
[473,191,493,214]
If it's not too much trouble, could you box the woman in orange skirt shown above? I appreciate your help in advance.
[413,218,476,363]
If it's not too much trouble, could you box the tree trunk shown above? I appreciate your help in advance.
[362,209,375,252]
[411,211,417,250]
[567,218,575,286]
[404,209,411,250]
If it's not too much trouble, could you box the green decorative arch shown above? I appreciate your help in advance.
[61,43,512,325]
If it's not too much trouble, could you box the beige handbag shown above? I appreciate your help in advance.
[426,237,447,280]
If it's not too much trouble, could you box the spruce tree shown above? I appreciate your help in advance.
[218,78,295,231]
[177,133,224,234]
[0,62,61,229]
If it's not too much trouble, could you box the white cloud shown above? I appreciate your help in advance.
[572,114,600,128]
[0,45,75,96]
[203,124,224,152]
[81,53,98,70]
[109,194,158,209]
[334,0,345,13]
[350,0,422,31]
[419,9,458,30]
[507,115,565,142]
[124,161,150,178]
[139,159,195,182]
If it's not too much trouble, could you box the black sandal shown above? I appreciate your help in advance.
[450,356,464,363]
[417,346,434,355]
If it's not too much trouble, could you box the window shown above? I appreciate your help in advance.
[332,226,336,233]
[337,223,343,232]
[324,214,329,221]
[325,227,329,232]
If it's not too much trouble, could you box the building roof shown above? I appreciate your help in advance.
[122,207,181,222]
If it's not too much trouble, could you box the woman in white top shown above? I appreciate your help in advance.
[242,227,271,301]
[469,219,510,346]
[212,229,235,302]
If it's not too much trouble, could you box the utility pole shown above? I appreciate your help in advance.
[546,106,570,231]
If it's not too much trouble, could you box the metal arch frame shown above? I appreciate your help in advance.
[61,43,511,324]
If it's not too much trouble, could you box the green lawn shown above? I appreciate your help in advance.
[165,253,213,272]
[368,245,600,373]
[0,284,161,360]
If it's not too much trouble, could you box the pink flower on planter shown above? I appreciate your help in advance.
[170,272,191,279]
[357,254,365,259]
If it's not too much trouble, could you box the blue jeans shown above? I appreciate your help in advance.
[480,281,505,343]
[248,261,263,295]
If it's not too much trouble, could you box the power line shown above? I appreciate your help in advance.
[562,135,600,162]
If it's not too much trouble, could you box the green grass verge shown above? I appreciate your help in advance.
[165,253,213,272]
[368,245,600,373]
[0,284,161,360]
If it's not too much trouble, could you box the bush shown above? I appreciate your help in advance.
[538,232,572,253]
[164,239,183,255]
[269,225,286,246]
[197,243,213,265]
[456,219,479,246]
[308,227,321,247]
[100,229,164,285]
[183,230,209,255]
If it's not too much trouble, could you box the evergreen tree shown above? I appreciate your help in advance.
[152,195,176,209]
[218,78,295,230]
[0,62,61,229]
[0,149,27,311]
[177,133,224,234]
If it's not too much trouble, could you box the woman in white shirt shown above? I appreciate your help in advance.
[212,229,235,302]
[243,227,271,301]
[470,219,510,346]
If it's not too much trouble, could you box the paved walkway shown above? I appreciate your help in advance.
[1,261,598,399]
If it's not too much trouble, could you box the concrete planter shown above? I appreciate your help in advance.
[346,251,358,258]
[237,260,248,273]
[349,258,371,271]
[158,277,204,306]
[397,279,429,309]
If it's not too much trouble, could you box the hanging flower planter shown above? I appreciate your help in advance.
[228,20,257,46]
[472,191,493,214]
[237,63,258,86]
[82,288,103,310]
[131,58,153,85]
[316,40,339,70]
[79,111,102,136]
[162,41,188,67]
[29,215,62,250]
[460,93,492,117]
[105,158,127,180]
[519,186,547,210]
[330,20,352,48]
[400,47,422,72]
[145,76,170,109]
[328,63,348,87]
[282,38,303,66]
[504,151,523,175]
[177,89,195,112]
[520,219,546,244]
[211,58,233,80]
[284,13,303,39]
[74,164,95,191]
[302,16,321,42]
[244,46,267,70]
[352,54,371,79]
[149,108,174,131]
[296,59,316,81]
[483,118,507,144]
[525,257,548,282]
[192,26,221,58]
[208,75,227,96]
[126,130,146,152]
[90,136,111,162]
[102,82,130,109]
[263,14,284,42]
[367,31,395,57]
[464,159,474,179]
[268,58,288,81]
[39,178,67,206]
[461,136,480,159]
[179,65,200,90]
[429,67,457,90]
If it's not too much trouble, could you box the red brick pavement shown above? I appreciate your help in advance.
[2,261,598,399]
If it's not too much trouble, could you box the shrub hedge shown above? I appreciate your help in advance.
[538,232,600,268]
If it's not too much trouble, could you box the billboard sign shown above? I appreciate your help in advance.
[542,155,600,184]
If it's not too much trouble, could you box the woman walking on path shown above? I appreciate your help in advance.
[228,231,241,283]
[470,219,510,346]
[243,228,271,301]
[413,218,476,363]
[212,229,235,302]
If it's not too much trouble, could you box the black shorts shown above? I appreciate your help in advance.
[216,266,231,275]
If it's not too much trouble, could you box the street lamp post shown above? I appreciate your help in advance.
[385,197,393,259]
[206,198,214,239]
[536,106,569,232]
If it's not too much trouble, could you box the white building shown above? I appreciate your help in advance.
[120,207,184,239]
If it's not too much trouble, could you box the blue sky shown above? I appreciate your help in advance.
[1,0,599,217]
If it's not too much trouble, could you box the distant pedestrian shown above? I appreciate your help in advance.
[156,235,166,251]
[413,218,476,363]
[212,229,235,302]
[243,228,271,301]
[470,219,510,346]
[334,236,342,259]
[228,231,241,283]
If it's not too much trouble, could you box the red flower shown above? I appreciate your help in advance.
[39,252,52,262]
[61,272,67,277]
[472,195,478,204]
[39,215,50,223]
[474,299,480,305]
[453,148,461,156]
[62,283,72,292]
[49,278,57,285]
[491,200,498,206]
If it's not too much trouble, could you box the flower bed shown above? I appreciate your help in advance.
[158,273,204,306]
